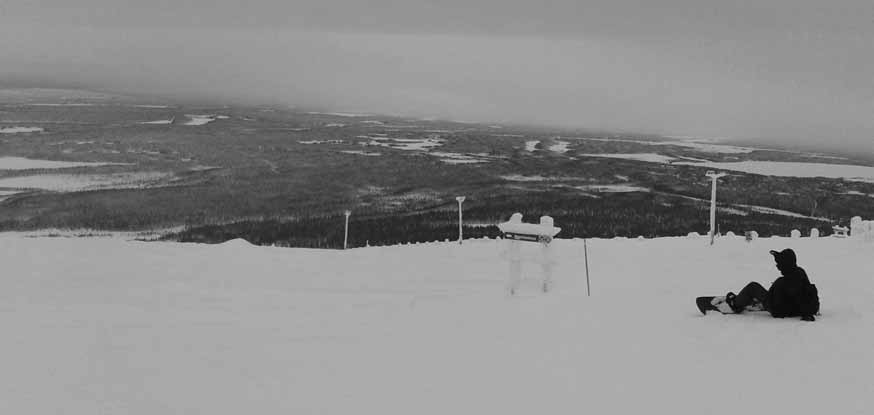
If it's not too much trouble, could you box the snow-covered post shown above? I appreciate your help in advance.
[810,228,820,238]
[498,213,561,295]
[456,196,466,245]
[862,220,874,242]
[706,171,726,246]
[791,229,801,239]
[507,237,522,294]
[343,210,351,250]
[850,216,863,239]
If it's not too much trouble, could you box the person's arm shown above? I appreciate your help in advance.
[767,278,789,318]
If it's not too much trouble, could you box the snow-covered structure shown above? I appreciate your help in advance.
[790,229,801,239]
[833,225,849,238]
[497,213,561,294]
[850,216,874,242]
[810,228,820,238]
[497,213,561,243]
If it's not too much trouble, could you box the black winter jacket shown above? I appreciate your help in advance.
[766,266,812,318]
[766,249,819,319]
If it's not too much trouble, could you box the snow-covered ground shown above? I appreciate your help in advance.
[574,184,649,192]
[183,115,228,126]
[569,136,756,154]
[548,140,571,153]
[581,152,677,164]
[306,111,371,117]
[363,135,444,151]
[1,234,871,414]
[430,151,488,164]
[580,153,874,183]
[673,160,874,183]
[341,150,382,157]
[139,119,174,125]
[0,126,44,134]
[0,157,129,170]
[0,172,173,192]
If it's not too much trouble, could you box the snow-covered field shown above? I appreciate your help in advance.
[183,115,228,126]
[139,119,174,125]
[1,234,871,414]
[0,157,128,170]
[0,172,172,192]
[548,140,571,153]
[581,152,677,164]
[341,150,382,157]
[674,160,874,183]
[363,135,444,151]
[0,126,44,134]
[574,184,649,193]
[580,153,874,182]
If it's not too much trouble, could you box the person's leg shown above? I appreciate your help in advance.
[730,282,768,312]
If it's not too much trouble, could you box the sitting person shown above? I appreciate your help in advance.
[706,248,820,321]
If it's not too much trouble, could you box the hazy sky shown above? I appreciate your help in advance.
[2,1,873,151]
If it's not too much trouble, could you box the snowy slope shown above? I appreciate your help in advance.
[0,235,872,414]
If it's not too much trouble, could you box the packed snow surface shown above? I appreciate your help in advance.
[1,235,872,414]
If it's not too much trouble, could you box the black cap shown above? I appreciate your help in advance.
[770,249,797,267]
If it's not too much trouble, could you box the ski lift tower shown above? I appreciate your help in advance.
[706,171,726,245]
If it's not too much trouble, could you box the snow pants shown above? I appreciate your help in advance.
[733,281,768,311]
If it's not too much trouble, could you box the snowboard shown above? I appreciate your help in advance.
[696,296,733,314]
[697,296,765,315]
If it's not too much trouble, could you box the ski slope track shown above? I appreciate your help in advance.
[1,235,872,414]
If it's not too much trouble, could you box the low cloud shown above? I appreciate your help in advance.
[2,19,872,154]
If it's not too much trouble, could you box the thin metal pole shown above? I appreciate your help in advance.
[709,175,717,245]
[343,210,351,250]
[455,196,465,245]
[584,239,591,296]
[706,171,725,246]
[458,202,463,244]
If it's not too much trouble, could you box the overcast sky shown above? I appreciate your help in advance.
[2,1,873,151]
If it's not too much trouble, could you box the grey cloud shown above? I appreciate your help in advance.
[2,1,873,153]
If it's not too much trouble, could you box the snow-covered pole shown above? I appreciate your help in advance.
[343,210,351,250]
[706,171,726,245]
[456,196,466,245]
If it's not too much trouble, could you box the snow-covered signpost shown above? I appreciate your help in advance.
[706,171,726,245]
[498,213,561,295]
[343,210,351,250]
[456,196,465,245]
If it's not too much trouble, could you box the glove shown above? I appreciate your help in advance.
[801,315,815,322]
